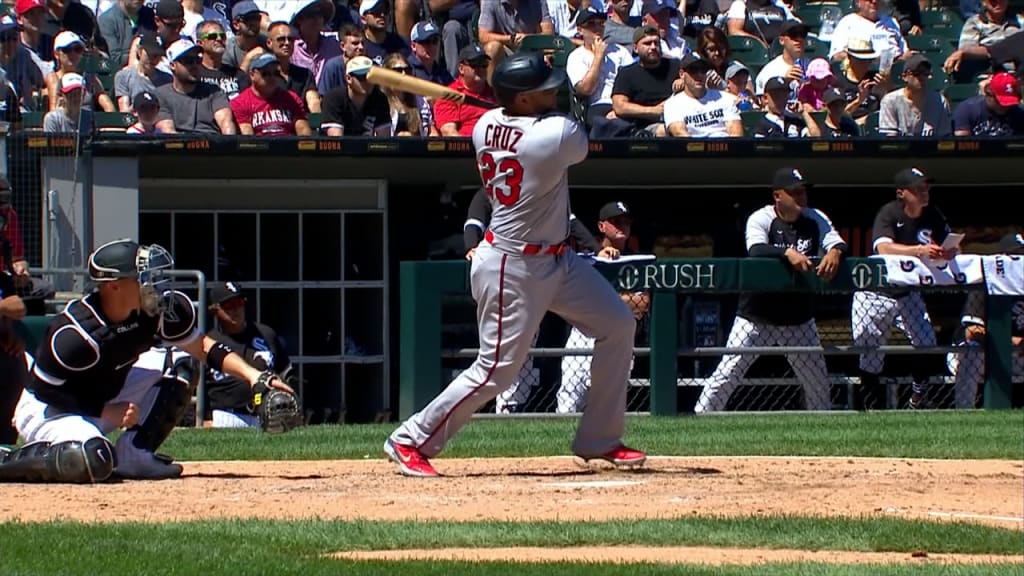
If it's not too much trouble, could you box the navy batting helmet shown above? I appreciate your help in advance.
[491,52,566,99]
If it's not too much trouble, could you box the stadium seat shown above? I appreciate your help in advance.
[517,34,572,67]
[307,112,321,130]
[907,34,955,53]
[728,35,770,67]
[797,3,843,35]
[862,111,879,135]
[804,36,831,60]
[22,111,44,130]
[920,8,965,36]
[95,111,134,132]
[79,54,114,75]
[740,110,766,136]
[98,73,115,94]
[944,83,981,107]
[14,315,53,353]
[810,110,827,129]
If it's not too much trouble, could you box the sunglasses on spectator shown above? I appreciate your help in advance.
[418,37,440,45]
[273,35,297,43]
[390,65,411,73]
[218,298,246,311]
[178,56,202,66]
[161,18,185,29]
[200,32,227,40]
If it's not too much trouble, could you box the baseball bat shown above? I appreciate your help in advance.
[366,66,497,109]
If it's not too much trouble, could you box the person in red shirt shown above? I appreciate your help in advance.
[230,53,313,136]
[433,44,495,137]
[0,176,54,316]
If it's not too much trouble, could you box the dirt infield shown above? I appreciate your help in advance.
[2,456,1022,565]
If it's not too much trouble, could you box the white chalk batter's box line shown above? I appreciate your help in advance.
[183,455,1024,465]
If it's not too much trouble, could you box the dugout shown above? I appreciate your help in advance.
[5,133,1023,421]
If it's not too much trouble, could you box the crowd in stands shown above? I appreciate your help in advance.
[0,0,1019,138]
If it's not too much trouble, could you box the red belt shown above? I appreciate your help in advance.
[485,229,567,255]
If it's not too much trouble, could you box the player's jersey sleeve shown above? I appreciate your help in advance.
[159,290,201,346]
[809,208,847,253]
[744,206,776,252]
[557,115,588,166]
[871,203,898,251]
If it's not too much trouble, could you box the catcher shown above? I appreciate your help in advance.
[0,239,298,484]
[205,282,301,432]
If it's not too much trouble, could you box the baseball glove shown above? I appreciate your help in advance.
[252,371,303,434]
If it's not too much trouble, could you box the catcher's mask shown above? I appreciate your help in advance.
[89,239,175,317]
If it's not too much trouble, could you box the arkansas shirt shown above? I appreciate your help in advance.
[229,87,307,136]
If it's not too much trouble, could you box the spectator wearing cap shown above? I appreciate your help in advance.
[754,20,810,99]
[478,0,554,83]
[16,0,55,74]
[360,0,411,67]
[725,61,759,111]
[609,26,680,137]
[755,76,822,137]
[223,1,265,71]
[43,72,95,133]
[726,0,799,48]
[321,55,391,136]
[797,57,835,111]
[155,38,237,133]
[290,0,341,85]
[945,0,1023,79]
[113,31,170,112]
[125,89,161,133]
[205,282,293,429]
[641,0,688,60]
[434,44,495,137]
[821,86,860,138]
[832,37,889,126]
[664,54,742,137]
[181,0,231,43]
[195,19,245,100]
[45,30,115,112]
[953,72,1024,136]
[828,0,909,64]
[150,0,186,74]
[39,0,108,55]
[230,52,312,136]
[878,54,951,137]
[382,52,437,136]
[257,21,320,113]
[97,0,151,67]
[409,20,452,86]
[566,7,634,129]
[1,14,48,112]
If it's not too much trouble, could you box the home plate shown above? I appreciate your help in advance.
[543,480,643,488]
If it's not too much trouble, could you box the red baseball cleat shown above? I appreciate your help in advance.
[576,445,647,468]
[384,440,439,477]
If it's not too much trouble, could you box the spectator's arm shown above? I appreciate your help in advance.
[827,18,851,60]
[117,95,131,112]
[305,89,321,113]
[725,118,743,136]
[155,119,176,132]
[666,121,689,136]
[45,73,59,111]
[611,94,663,120]
[801,106,822,137]
[724,95,742,137]
[92,77,115,112]
[238,122,254,134]
[477,0,512,45]
[215,106,237,134]
[539,1,554,35]
[569,48,604,97]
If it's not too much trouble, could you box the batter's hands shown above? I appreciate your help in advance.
[785,248,813,272]
[103,401,140,428]
[598,246,620,259]
[816,248,842,281]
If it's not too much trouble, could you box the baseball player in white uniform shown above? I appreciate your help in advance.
[851,167,956,410]
[694,168,845,413]
[385,52,646,477]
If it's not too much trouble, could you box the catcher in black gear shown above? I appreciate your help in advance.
[206,282,302,432]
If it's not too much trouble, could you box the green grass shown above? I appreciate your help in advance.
[0,517,1020,576]
[160,411,1024,461]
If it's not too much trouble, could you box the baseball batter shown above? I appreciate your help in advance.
[385,52,645,477]
[464,186,607,413]
[0,239,294,483]
[851,167,956,410]
[695,167,845,413]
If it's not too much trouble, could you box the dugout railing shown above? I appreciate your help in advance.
[399,258,1020,419]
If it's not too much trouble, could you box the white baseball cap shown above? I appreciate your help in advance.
[360,0,387,15]
[53,30,85,52]
[166,38,201,63]
[60,72,85,93]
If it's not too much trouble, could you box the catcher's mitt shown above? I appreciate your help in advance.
[252,371,303,434]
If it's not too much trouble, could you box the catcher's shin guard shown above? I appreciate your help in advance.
[131,376,191,453]
[0,438,116,483]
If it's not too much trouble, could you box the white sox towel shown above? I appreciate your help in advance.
[982,255,1024,295]
[872,255,985,287]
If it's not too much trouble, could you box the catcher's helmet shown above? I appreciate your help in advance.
[491,52,566,98]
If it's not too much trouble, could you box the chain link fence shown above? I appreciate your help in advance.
[440,285,1012,415]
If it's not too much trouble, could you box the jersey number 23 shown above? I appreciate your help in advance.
[478,152,523,206]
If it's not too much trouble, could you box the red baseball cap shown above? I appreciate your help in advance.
[989,72,1021,107]
[15,0,46,16]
